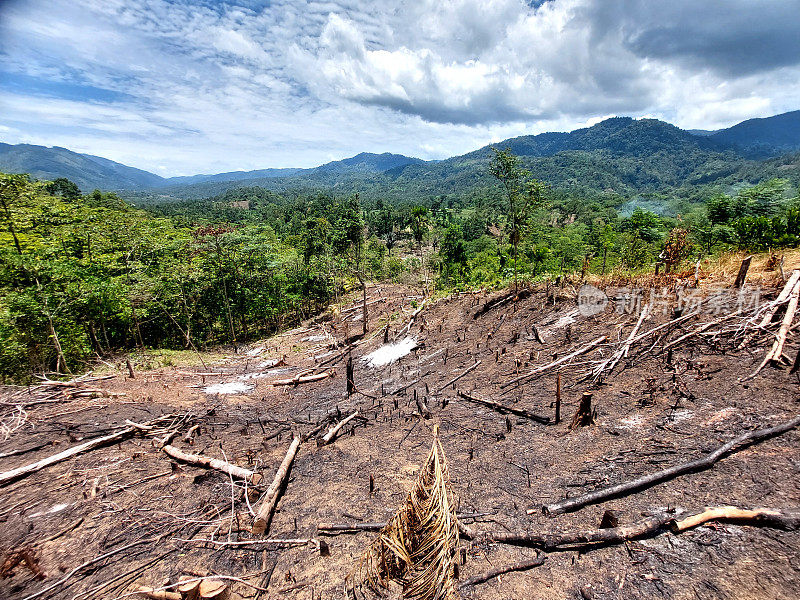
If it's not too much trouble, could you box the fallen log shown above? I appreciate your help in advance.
[493,515,671,550]
[252,435,301,535]
[459,553,545,587]
[456,391,549,424]
[501,336,607,389]
[162,445,261,484]
[0,420,162,486]
[319,411,359,445]
[670,506,800,533]
[435,360,481,393]
[135,587,181,600]
[318,522,385,533]
[540,414,800,516]
[473,289,532,319]
[270,370,334,386]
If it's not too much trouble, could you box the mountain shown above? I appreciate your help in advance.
[708,110,800,157]
[0,143,166,191]
[2,111,799,202]
[164,167,302,186]
[314,152,427,174]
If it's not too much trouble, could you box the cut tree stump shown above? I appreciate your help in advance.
[177,577,201,600]
[199,579,230,600]
[252,435,301,535]
[570,392,595,429]
[734,255,753,288]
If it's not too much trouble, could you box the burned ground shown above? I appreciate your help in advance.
[1,273,799,600]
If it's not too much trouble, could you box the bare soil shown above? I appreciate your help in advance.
[1,276,799,600]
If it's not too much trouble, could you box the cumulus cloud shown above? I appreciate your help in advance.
[0,0,798,174]
[297,0,800,126]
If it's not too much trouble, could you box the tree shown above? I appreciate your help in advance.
[489,148,547,291]
[408,205,429,253]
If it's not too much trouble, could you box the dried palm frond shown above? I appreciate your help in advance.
[354,426,460,600]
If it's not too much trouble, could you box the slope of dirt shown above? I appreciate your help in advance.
[1,276,799,600]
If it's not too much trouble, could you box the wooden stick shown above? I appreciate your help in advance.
[459,553,545,587]
[670,506,800,533]
[501,336,607,389]
[319,411,359,445]
[540,414,800,516]
[435,360,481,393]
[456,391,549,424]
[745,278,800,380]
[494,515,671,549]
[0,426,137,486]
[252,436,301,535]
[758,270,800,328]
[662,310,743,352]
[162,445,261,484]
[554,374,561,424]
[270,371,333,386]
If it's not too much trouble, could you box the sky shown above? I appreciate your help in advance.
[1,0,799,176]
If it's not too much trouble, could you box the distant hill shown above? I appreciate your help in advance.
[165,167,302,186]
[314,152,427,174]
[0,143,166,191]
[2,111,799,202]
[708,110,800,157]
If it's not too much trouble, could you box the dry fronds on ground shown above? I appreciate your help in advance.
[354,425,460,600]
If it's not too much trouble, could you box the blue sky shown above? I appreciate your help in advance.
[1,0,799,176]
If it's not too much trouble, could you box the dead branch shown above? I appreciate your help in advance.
[162,445,261,484]
[670,506,800,532]
[252,435,301,535]
[745,277,800,380]
[501,336,607,389]
[493,515,672,549]
[319,411,359,445]
[459,553,545,587]
[456,391,549,424]
[662,310,743,352]
[318,522,385,533]
[0,416,172,486]
[541,414,800,516]
[590,305,649,381]
[435,360,481,393]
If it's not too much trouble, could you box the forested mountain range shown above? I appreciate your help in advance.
[2,111,799,204]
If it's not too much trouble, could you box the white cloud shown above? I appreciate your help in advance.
[0,0,798,175]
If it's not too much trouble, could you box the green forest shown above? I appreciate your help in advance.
[2,149,800,382]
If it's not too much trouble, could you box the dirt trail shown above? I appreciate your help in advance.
[1,279,799,600]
